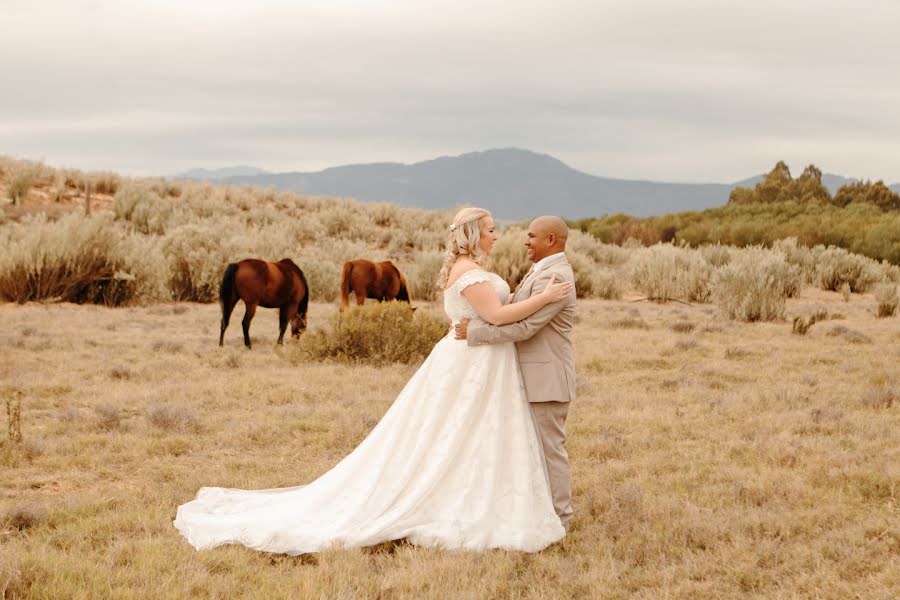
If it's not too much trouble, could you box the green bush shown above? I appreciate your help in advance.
[292,301,449,365]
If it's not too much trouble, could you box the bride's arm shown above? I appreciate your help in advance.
[461,275,572,326]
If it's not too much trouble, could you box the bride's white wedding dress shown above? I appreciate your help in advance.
[174,270,565,554]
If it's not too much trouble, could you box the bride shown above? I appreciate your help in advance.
[174,207,573,554]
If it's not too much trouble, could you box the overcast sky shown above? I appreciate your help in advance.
[2,0,899,183]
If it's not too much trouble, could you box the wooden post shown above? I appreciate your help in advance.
[85,180,91,216]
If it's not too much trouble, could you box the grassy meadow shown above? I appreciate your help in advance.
[1,156,899,598]
[2,294,899,598]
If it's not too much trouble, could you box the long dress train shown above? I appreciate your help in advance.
[174,269,564,554]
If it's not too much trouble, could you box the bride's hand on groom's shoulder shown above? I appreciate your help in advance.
[540,274,573,303]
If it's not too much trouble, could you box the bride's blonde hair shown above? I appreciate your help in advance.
[435,207,492,288]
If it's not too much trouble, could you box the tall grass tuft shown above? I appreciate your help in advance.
[4,389,23,445]
[292,302,448,366]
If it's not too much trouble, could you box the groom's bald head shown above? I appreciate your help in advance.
[525,216,569,263]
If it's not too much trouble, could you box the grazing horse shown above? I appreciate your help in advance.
[339,259,412,312]
[219,258,309,349]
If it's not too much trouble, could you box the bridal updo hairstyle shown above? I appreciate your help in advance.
[435,207,492,288]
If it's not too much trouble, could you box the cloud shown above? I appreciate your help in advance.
[1,0,899,181]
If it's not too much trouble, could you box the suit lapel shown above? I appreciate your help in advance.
[513,266,534,299]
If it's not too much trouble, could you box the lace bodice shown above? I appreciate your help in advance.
[443,270,510,322]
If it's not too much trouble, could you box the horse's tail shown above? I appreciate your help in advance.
[339,261,353,312]
[220,263,239,307]
[396,271,411,303]
[297,267,310,323]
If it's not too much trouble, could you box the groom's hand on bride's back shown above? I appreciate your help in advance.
[454,318,470,339]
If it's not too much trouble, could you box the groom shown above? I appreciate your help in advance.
[455,215,577,529]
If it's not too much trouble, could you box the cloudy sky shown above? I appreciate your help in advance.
[2,0,899,183]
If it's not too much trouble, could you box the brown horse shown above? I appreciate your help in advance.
[339,259,412,312]
[219,258,309,349]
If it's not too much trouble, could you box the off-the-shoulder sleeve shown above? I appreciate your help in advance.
[451,269,493,293]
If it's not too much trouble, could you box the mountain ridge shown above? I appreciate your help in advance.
[175,149,891,219]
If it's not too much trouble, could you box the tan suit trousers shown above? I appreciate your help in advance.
[529,401,572,527]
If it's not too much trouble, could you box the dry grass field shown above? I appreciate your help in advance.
[2,288,898,599]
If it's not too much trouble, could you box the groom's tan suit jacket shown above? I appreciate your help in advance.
[466,253,576,403]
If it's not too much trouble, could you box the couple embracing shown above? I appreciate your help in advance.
[175,208,577,554]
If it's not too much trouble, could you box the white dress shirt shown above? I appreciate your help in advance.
[531,251,566,274]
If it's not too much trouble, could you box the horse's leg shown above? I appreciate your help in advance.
[242,302,257,349]
[220,295,237,346]
[277,305,289,345]
[355,284,366,306]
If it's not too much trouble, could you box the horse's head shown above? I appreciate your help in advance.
[290,313,308,338]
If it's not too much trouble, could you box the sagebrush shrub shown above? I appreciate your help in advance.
[567,230,629,266]
[94,404,123,431]
[592,243,632,266]
[772,237,817,284]
[319,201,371,240]
[163,223,240,302]
[88,171,121,195]
[630,244,712,303]
[114,182,173,234]
[490,227,531,288]
[874,284,898,318]
[814,246,883,293]
[712,250,799,321]
[408,250,444,302]
[0,213,155,305]
[590,269,622,300]
[146,404,200,432]
[5,160,41,204]
[826,325,872,344]
[882,261,900,283]
[293,301,448,365]
[567,250,621,299]
[300,257,342,303]
[700,244,732,267]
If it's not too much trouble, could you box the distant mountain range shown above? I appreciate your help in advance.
[175,166,269,181]
[173,149,899,219]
